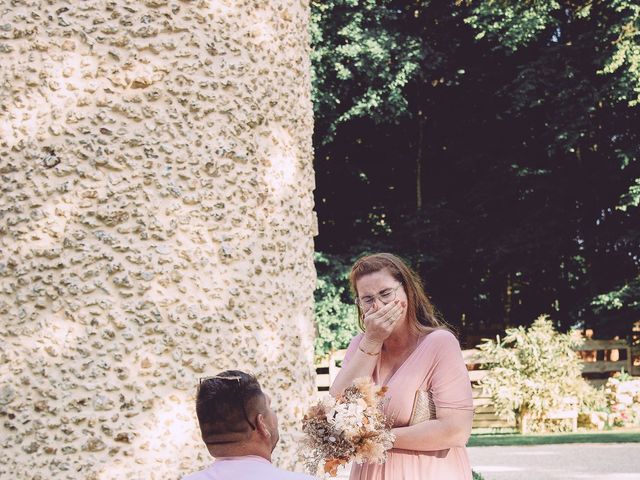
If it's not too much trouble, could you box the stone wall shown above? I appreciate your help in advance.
[0,0,316,478]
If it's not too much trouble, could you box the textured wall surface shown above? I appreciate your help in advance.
[0,0,316,478]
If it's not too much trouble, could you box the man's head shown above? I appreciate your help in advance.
[196,370,279,458]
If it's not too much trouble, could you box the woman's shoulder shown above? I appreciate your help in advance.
[423,328,458,346]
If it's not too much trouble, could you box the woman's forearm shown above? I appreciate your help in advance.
[391,413,473,451]
[328,337,382,397]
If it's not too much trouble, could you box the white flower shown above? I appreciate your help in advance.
[320,395,337,410]
[330,402,365,431]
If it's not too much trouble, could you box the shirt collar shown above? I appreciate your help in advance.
[214,455,270,464]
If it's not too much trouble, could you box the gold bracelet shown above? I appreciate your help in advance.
[358,344,381,356]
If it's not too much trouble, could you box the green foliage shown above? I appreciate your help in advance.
[464,0,640,106]
[478,316,597,432]
[618,178,640,212]
[575,379,608,414]
[468,430,640,446]
[313,252,359,358]
[592,277,640,312]
[472,471,485,480]
[599,1,640,107]
[311,0,640,338]
[465,0,561,51]
[311,0,423,142]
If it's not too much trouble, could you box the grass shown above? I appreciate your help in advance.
[468,428,640,447]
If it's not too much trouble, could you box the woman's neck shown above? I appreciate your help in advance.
[383,323,417,353]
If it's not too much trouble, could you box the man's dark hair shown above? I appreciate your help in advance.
[196,370,264,444]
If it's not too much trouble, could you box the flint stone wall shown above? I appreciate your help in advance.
[0,0,317,478]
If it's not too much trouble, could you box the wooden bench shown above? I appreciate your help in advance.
[315,349,346,394]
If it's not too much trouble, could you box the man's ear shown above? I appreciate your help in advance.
[256,413,271,438]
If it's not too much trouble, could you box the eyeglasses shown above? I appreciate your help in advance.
[356,284,403,310]
[199,375,256,431]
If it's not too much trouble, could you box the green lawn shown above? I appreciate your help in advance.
[468,429,640,447]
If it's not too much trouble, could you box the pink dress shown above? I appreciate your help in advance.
[342,329,473,480]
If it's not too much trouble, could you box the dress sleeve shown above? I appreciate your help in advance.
[341,333,363,368]
[429,330,474,410]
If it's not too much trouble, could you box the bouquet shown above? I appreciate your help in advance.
[300,377,395,477]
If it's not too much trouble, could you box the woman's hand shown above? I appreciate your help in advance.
[361,300,406,348]
[329,300,406,397]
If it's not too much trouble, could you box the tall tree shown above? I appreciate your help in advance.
[311,0,640,344]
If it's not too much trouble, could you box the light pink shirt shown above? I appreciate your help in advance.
[182,455,316,480]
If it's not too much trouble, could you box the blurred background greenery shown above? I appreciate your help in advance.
[310,0,640,356]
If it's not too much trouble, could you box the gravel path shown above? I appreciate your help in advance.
[330,443,640,479]
[468,443,640,480]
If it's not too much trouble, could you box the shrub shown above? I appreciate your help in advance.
[575,379,609,430]
[605,370,640,428]
[314,252,359,358]
[478,315,600,432]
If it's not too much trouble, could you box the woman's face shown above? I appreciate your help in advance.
[355,268,408,323]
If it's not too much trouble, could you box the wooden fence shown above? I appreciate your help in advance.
[577,339,636,384]
[315,338,638,432]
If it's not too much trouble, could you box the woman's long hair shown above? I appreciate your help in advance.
[349,253,451,336]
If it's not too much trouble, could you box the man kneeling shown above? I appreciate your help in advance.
[183,370,315,480]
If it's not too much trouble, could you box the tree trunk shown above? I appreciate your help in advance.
[504,273,513,328]
[416,117,425,211]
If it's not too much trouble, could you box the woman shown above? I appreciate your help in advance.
[329,253,474,479]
